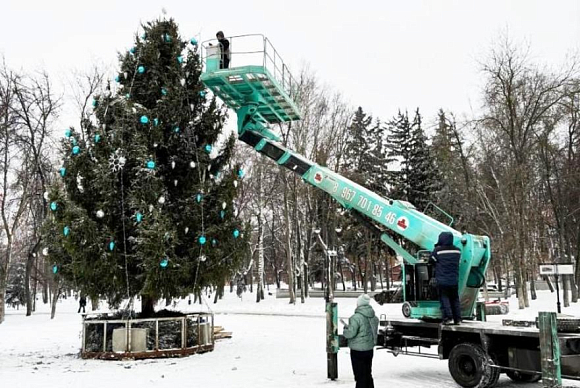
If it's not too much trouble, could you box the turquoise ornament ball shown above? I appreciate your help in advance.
[52,265,58,274]
[190,37,198,45]
[161,87,167,96]
[140,115,149,124]
[109,241,115,251]
[238,169,245,178]
[233,229,240,238]
[63,226,70,236]
[50,202,57,211]
[199,236,206,245]
[59,167,66,177]
[177,56,183,64]
[204,144,212,153]
[153,118,159,126]
[115,75,120,82]
[138,66,145,74]
[65,129,71,138]
[130,47,136,54]
[146,160,155,169]
[136,212,143,223]
[220,210,225,219]
[94,134,101,143]
[199,90,206,98]
[160,258,169,268]
[72,146,80,155]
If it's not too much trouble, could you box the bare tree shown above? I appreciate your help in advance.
[12,69,60,316]
[0,60,32,323]
[478,34,578,309]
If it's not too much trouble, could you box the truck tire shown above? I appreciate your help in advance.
[486,355,500,388]
[556,318,580,333]
[448,343,494,388]
[505,370,541,383]
[535,317,580,333]
[402,302,412,318]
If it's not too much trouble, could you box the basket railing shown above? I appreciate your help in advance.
[201,34,298,99]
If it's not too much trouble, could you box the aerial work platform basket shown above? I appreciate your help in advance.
[200,34,301,125]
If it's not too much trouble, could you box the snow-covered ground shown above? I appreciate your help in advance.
[1,289,579,388]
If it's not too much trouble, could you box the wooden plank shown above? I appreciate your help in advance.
[215,332,232,339]
[539,312,562,387]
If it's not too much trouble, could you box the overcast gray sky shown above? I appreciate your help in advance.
[2,0,580,129]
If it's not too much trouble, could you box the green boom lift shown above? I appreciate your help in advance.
[200,34,491,320]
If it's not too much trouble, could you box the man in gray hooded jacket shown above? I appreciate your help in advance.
[343,294,379,388]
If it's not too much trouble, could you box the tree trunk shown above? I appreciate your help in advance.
[530,277,537,300]
[282,173,295,304]
[563,276,571,308]
[42,266,48,304]
[50,281,60,320]
[141,295,156,317]
[25,253,34,316]
[570,276,578,303]
[0,275,6,324]
[90,296,99,311]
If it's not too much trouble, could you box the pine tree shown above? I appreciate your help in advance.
[43,19,247,315]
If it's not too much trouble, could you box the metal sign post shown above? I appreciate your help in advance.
[540,264,574,314]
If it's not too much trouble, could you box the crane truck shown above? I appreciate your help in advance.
[200,34,580,388]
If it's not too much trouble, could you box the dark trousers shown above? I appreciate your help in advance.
[350,349,374,388]
[439,285,461,322]
[78,305,86,313]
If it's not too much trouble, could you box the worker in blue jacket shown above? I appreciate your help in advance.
[431,232,462,325]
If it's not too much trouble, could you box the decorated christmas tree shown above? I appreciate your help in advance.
[44,18,247,315]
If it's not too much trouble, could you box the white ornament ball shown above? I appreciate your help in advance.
[174,180,178,186]
[158,196,166,204]
[233,180,238,188]
[42,247,49,256]
[149,204,154,212]
[222,202,227,210]
[96,210,105,218]
[185,227,189,234]
[200,255,207,262]
[180,78,186,86]
[189,161,196,168]
[171,161,176,169]
[43,191,49,200]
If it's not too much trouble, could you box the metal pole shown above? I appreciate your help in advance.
[555,273,561,314]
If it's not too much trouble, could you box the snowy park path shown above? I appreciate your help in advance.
[1,290,580,387]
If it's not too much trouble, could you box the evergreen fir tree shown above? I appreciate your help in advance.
[343,107,390,195]
[407,109,440,211]
[431,109,469,226]
[387,109,439,211]
[43,18,247,315]
[386,110,413,201]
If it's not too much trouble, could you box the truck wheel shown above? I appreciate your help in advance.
[505,370,541,383]
[557,318,580,333]
[448,343,493,388]
[402,302,412,318]
[486,355,500,388]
